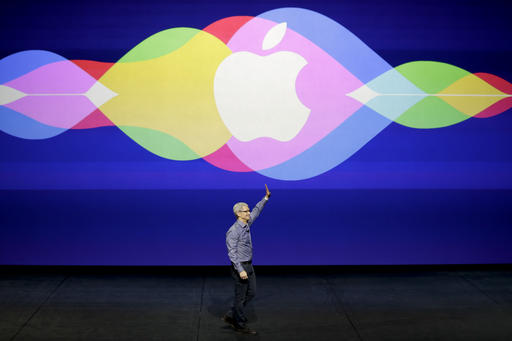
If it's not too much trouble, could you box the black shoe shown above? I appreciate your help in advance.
[234,326,257,335]
[222,314,235,327]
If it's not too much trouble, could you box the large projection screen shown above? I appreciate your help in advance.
[1,0,511,265]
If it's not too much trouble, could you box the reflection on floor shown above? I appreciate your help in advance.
[1,266,511,340]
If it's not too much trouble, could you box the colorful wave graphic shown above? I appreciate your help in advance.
[1,8,511,180]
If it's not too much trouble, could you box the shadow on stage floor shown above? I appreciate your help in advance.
[1,265,511,340]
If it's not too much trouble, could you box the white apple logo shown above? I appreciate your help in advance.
[214,22,310,142]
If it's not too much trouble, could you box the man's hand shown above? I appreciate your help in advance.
[239,270,248,280]
[265,184,271,199]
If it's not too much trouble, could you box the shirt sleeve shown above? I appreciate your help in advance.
[247,196,268,227]
[226,229,244,273]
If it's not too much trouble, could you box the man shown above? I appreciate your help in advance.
[223,184,271,335]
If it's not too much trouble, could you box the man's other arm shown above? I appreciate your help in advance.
[226,230,244,273]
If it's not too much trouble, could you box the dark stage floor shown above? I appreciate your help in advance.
[1,266,511,340]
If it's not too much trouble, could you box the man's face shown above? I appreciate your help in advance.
[237,206,251,222]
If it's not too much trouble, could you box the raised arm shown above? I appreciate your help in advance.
[248,184,271,227]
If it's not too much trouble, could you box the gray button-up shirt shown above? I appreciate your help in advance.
[226,197,268,273]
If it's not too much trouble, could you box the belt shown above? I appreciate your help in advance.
[240,260,252,264]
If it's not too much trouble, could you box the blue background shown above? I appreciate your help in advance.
[1,0,511,264]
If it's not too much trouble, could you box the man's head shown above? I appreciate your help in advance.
[233,202,250,223]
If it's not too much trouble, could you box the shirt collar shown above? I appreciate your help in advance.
[236,219,249,229]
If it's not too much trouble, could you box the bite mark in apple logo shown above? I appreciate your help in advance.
[214,22,311,142]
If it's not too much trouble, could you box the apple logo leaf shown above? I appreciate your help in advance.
[262,22,287,51]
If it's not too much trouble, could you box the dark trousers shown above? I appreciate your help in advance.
[227,261,256,328]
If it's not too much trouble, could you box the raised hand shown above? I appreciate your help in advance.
[265,184,271,199]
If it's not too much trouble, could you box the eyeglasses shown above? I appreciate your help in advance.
[240,210,250,213]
